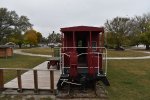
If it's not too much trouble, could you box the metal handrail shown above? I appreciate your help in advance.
[59,47,108,76]
[62,53,70,57]
[77,53,88,57]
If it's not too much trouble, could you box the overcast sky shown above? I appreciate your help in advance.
[0,0,150,37]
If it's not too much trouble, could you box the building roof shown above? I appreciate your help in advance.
[0,45,12,48]
[60,26,104,32]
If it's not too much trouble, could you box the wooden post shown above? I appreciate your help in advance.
[17,70,22,92]
[0,69,4,91]
[5,48,7,59]
[50,70,54,93]
[52,48,54,57]
[33,70,38,93]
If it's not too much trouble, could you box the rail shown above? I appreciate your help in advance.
[0,68,56,94]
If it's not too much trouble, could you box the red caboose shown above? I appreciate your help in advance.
[57,26,109,90]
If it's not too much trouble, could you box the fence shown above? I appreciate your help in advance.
[0,68,55,94]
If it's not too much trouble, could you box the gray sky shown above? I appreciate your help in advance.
[0,0,150,37]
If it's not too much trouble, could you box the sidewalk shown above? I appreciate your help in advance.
[4,61,60,90]
[14,49,51,58]
[107,56,150,60]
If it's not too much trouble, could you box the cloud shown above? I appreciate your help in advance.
[0,0,150,37]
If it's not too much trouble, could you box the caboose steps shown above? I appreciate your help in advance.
[96,76,110,86]
[56,81,108,99]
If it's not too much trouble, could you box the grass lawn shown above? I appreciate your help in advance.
[0,54,47,83]
[21,47,60,56]
[107,49,149,57]
[107,59,150,100]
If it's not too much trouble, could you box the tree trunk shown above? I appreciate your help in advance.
[145,45,150,50]
[18,44,22,49]
[18,43,22,49]
[115,44,120,50]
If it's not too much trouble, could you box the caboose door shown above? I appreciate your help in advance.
[76,33,88,68]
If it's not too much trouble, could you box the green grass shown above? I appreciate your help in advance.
[107,50,149,57]
[0,54,47,83]
[21,48,60,56]
[21,48,53,55]
[107,59,150,100]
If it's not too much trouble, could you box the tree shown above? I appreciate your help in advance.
[24,29,38,47]
[135,14,150,50]
[41,37,49,45]
[8,33,24,48]
[48,31,56,43]
[48,31,61,43]
[105,17,130,49]
[127,18,141,46]
[24,29,43,47]
[140,31,150,49]
[36,32,42,43]
[0,8,32,44]
[55,33,61,43]
[128,14,150,49]
[17,16,32,32]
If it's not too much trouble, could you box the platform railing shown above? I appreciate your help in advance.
[0,68,56,94]
[59,47,107,76]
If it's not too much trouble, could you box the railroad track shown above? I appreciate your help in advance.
[56,81,108,100]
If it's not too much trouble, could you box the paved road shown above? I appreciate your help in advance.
[14,49,150,60]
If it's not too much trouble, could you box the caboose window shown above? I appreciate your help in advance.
[78,40,82,47]
[92,41,97,51]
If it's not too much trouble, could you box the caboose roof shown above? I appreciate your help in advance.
[61,26,104,32]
